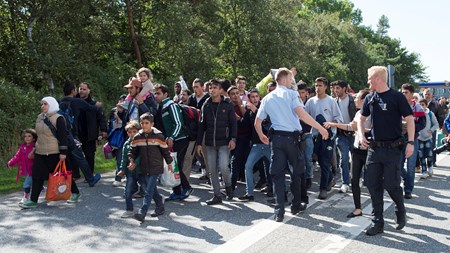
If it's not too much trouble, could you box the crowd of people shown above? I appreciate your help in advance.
[6,65,450,236]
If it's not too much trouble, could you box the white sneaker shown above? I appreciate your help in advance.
[340,184,349,193]
[428,168,434,177]
[420,172,429,179]
[313,163,320,172]
[112,181,122,187]
[19,197,28,204]
[121,211,134,218]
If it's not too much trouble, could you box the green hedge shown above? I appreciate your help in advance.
[0,81,47,166]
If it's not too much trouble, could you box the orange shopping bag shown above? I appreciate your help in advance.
[45,160,72,201]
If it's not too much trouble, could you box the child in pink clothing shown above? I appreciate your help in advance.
[124,67,154,102]
[7,129,37,204]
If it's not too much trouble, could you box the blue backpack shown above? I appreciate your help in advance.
[58,100,75,133]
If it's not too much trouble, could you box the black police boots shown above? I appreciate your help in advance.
[366,223,384,236]
[396,210,406,230]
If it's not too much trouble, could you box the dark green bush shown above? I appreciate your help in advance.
[0,81,46,166]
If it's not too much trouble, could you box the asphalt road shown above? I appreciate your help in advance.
[1,153,449,253]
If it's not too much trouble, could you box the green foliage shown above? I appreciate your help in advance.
[0,80,45,166]
[298,0,363,24]
[0,0,429,166]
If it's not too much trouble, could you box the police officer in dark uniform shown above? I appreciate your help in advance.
[255,68,329,222]
[358,66,415,235]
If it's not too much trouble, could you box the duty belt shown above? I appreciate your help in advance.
[272,130,302,136]
[269,130,303,142]
[369,138,405,148]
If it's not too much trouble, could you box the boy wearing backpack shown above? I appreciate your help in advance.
[154,84,193,200]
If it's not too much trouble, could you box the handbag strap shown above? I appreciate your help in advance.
[52,160,67,175]
[43,116,59,140]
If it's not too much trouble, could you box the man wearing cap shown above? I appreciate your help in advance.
[120,78,158,122]
[113,78,158,188]
[255,68,330,222]
[331,80,357,194]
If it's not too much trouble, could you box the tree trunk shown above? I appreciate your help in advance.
[125,0,142,69]
[44,72,54,90]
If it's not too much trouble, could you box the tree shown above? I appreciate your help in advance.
[376,15,390,37]
[298,0,363,25]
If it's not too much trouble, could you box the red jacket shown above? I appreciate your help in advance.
[7,142,35,181]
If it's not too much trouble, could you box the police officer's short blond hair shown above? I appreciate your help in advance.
[368,66,388,83]
[275,68,292,82]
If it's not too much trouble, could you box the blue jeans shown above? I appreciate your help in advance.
[125,171,147,211]
[205,145,231,197]
[336,134,353,185]
[139,174,163,216]
[303,134,314,179]
[401,139,419,194]
[69,140,95,183]
[23,175,32,191]
[244,144,271,196]
[418,139,433,172]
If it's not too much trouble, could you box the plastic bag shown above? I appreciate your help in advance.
[160,152,180,188]
[46,160,72,201]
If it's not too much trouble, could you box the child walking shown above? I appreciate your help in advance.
[129,113,173,222]
[118,120,147,218]
[7,129,37,204]
[418,99,439,178]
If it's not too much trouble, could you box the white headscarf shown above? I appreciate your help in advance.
[42,96,60,113]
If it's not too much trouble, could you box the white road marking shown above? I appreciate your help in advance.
[211,154,446,253]
[210,192,344,253]
[307,198,392,253]
[309,153,447,253]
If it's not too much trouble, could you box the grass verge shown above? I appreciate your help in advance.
[0,146,116,195]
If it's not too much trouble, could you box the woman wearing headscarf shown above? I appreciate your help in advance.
[20,96,81,208]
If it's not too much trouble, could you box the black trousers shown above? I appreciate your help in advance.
[230,135,251,189]
[172,138,191,195]
[82,140,97,173]
[365,146,405,225]
[31,154,79,203]
[313,136,335,190]
[351,149,368,210]
[269,134,307,215]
